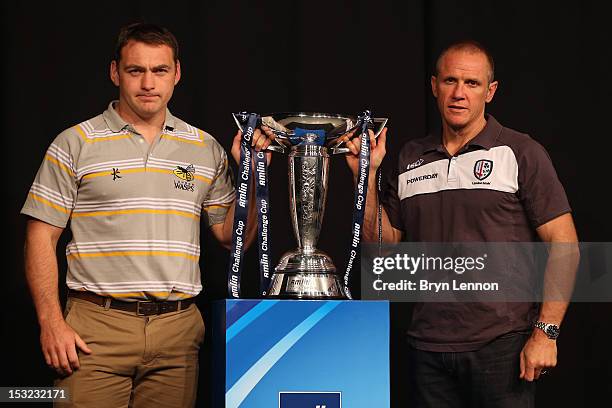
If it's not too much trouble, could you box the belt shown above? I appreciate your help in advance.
[68,289,196,316]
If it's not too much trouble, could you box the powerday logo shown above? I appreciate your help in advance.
[173,164,196,192]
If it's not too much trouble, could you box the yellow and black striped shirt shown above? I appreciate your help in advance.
[22,101,235,301]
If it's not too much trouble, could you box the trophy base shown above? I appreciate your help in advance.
[268,249,346,299]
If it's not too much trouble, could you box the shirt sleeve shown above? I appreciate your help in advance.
[21,129,80,228]
[516,138,571,228]
[379,163,405,232]
[202,146,235,226]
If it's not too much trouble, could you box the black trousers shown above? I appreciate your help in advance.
[407,332,535,408]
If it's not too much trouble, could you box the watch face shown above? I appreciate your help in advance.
[546,325,560,338]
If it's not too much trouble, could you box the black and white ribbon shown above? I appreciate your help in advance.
[254,149,272,296]
[227,113,257,298]
[227,112,272,298]
[343,110,373,299]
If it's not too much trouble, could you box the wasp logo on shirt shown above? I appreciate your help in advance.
[173,164,195,181]
[473,159,493,181]
[173,164,196,192]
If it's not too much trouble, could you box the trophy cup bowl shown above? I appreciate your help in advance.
[233,112,387,299]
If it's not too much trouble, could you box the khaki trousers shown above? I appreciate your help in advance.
[55,296,205,408]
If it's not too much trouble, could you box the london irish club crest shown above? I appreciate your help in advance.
[473,159,493,180]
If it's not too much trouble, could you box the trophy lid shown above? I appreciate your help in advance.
[233,112,388,154]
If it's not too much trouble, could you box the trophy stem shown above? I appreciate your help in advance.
[289,144,328,251]
[269,141,345,299]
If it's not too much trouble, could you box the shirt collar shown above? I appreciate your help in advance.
[466,114,501,150]
[420,114,502,154]
[102,100,176,133]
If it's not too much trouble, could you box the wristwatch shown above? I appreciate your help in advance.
[534,321,560,340]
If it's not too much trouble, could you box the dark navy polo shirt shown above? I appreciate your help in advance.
[381,114,571,352]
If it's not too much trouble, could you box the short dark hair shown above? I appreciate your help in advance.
[114,22,179,63]
[435,40,495,83]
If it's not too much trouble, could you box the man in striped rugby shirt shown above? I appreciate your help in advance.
[21,22,271,407]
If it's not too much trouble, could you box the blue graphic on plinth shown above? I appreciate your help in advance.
[211,299,389,408]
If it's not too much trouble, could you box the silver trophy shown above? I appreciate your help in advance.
[233,112,387,299]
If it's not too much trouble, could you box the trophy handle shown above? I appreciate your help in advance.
[328,117,388,155]
[232,113,287,154]
[231,112,244,132]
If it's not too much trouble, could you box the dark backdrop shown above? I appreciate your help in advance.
[2,1,611,407]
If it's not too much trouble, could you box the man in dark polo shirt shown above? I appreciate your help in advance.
[344,40,578,407]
